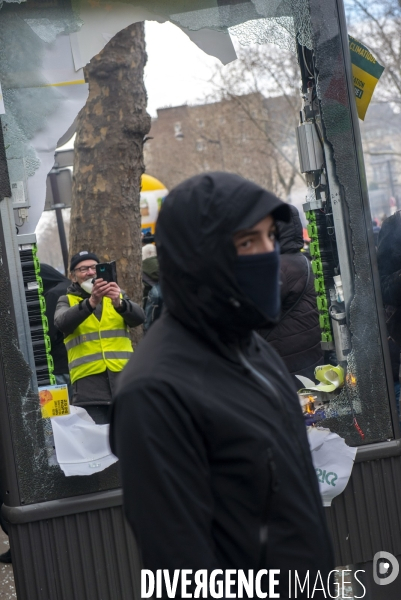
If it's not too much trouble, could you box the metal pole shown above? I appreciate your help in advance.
[48,172,69,275]
[55,206,69,275]
[0,118,11,202]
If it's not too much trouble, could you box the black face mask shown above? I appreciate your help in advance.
[234,244,281,323]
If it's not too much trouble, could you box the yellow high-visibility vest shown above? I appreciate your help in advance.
[65,294,133,384]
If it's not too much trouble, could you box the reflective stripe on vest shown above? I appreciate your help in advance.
[65,294,133,384]
[65,329,130,351]
[69,351,134,370]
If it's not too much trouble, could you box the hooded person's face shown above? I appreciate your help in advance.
[155,172,290,345]
[232,215,276,256]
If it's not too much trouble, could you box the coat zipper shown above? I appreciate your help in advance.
[258,448,279,569]
[236,345,324,514]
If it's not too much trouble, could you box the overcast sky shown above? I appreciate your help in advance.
[144,20,226,116]
[59,21,222,150]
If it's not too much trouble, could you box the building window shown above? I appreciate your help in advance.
[174,122,184,140]
[196,140,205,152]
[197,119,205,128]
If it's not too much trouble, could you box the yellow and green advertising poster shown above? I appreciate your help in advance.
[349,35,385,120]
[39,384,70,419]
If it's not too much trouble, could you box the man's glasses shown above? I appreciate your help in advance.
[74,264,98,274]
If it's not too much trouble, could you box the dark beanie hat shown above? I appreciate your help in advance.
[70,251,99,272]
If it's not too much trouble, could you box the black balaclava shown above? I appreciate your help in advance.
[233,203,303,321]
[234,243,281,323]
[155,172,290,351]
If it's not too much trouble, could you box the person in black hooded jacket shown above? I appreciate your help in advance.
[377,211,401,422]
[40,264,71,382]
[110,172,334,599]
[258,205,323,382]
[377,211,401,338]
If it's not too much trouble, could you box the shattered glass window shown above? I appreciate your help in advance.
[295,0,394,445]
[0,0,396,505]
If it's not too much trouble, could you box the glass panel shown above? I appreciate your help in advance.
[301,0,393,444]
[0,0,396,509]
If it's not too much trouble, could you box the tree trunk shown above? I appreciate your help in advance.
[70,22,150,344]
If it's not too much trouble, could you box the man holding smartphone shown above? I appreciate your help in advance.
[55,250,145,423]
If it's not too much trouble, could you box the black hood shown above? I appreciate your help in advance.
[276,204,303,254]
[377,211,401,277]
[40,263,69,295]
[156,172,290,349]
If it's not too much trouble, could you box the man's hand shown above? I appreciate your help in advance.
[89,278,110,308]
[104,282,122,308]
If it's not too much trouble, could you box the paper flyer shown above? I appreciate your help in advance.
[39,384,70,419]
[349,35,385,120]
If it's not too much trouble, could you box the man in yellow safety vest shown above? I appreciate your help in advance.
[55,250,144,423]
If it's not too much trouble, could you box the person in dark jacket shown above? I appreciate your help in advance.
[372,219,380,249]
[142,243,163,331]
[258,204,323,382]
[40,264,70,386]
[142,243,159,305]
[377,211,401,422]
[378,211,401,321]
[110,172,334,598]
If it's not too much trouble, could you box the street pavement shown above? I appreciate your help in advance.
[0,529,15,599]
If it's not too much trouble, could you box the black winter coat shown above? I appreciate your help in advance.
[259,205,323,380]
[40,264,70,375]
[110,172,334,598]
[377,211,401,345]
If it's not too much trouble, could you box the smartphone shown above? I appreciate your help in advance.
[96,261,117,283]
